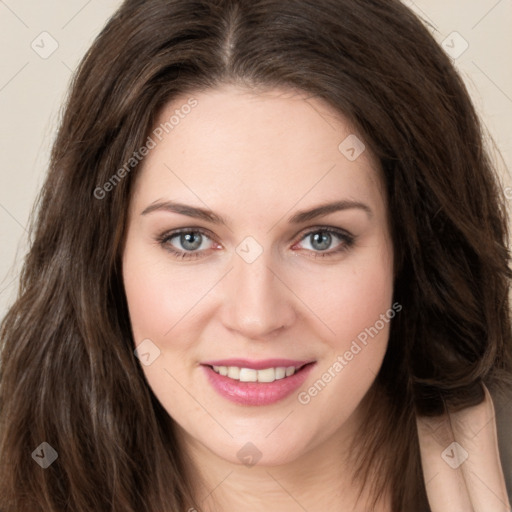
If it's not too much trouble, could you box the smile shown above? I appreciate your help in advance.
[201,359,316,406]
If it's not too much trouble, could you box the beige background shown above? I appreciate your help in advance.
[1,0,511,319]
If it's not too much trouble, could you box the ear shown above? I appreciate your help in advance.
[416,383,511,512]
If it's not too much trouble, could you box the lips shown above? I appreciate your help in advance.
[200,358,316,406]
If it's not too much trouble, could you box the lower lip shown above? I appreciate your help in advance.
[202,363,316,406]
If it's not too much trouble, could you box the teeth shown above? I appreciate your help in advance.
[211,365,298,382]
[227,366,240,379]
[254,368,275,383]
[275,367,286,379]
[239,368,258,382]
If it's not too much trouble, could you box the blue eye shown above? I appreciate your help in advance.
[157,229,215,260]
[156,226,355,260]
[294,228,355,257]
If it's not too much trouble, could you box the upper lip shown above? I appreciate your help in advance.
[201,358,315,370]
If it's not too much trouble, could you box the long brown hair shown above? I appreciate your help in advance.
[1,0,511,510]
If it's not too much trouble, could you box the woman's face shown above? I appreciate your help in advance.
[122,84,394,467]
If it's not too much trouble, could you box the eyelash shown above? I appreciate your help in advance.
[156,226,355,260]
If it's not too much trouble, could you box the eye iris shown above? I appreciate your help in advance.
[311,232,331,251]
[181,232,202,251]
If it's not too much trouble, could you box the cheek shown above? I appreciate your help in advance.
[122,241,212,343]
[122,260,169,343]
[122,241,203,415]
[295,254,394,423]
[297,244,394,346]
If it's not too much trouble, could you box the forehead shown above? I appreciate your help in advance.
[131,84,386,220]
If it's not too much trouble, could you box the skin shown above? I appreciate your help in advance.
[122,83,395,511]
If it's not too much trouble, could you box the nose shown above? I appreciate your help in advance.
[219,248,297,340]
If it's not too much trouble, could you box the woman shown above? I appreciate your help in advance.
[1,0,511,510]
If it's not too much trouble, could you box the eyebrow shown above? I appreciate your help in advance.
[140,199,372,225]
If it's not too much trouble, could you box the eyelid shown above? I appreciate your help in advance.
[294,224,354,241]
